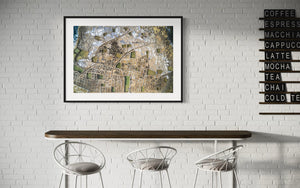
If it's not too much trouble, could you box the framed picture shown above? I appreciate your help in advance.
[64,16,182,102]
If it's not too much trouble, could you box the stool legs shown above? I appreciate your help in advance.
[58,173,63,188]
[130,170,172,188]
[233,169,240,188]
[193,169,199,188]
[166,170,172,188]
[75,176,78,188]
[99,172,104,188]
[159,171,163,188]
[139,171,143,188]
[211,172,214,188]
[58,172,104,188]
[131,169,136,188]
[86,176,88,188]
[219,172,222,188]
[194,170,224,188]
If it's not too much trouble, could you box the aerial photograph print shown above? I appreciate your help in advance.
[73,26,174,94]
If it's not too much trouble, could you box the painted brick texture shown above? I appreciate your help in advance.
[0,0,300,188]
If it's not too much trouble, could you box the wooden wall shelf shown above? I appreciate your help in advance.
[44,130,252,140]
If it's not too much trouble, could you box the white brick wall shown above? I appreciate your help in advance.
[0,0,300,187]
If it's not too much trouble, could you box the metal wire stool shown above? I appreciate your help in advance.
[193,145,243,188]
[127,146,177,188]
[53,142,106,188]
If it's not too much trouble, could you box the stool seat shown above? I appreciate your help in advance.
[196,159,234,172]
[130,158,169,171]
[66,162,101,175]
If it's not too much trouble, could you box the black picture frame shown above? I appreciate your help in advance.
[64,16,183,102]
